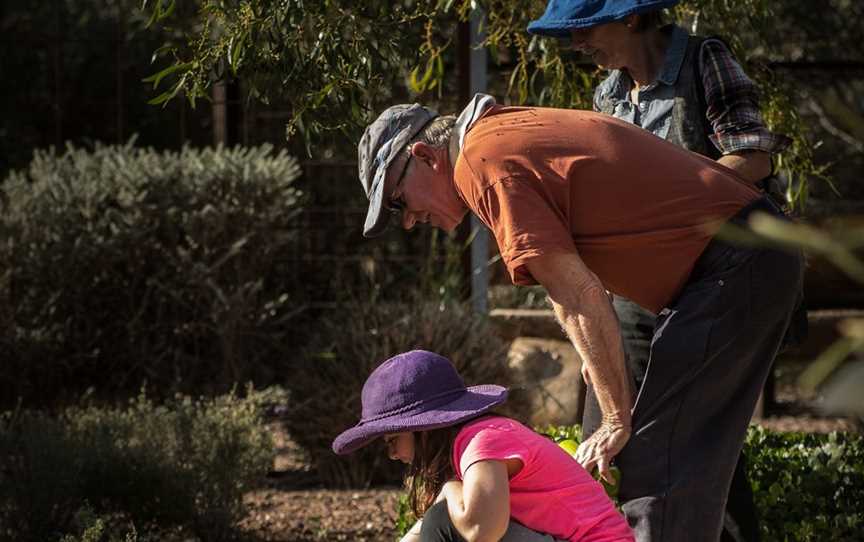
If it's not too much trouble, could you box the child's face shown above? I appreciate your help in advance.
[383,432,415,464]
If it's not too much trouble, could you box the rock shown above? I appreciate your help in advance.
[505,337,585,427]
[489,308,565,342]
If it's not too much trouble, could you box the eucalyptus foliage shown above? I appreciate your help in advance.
[718,212,864,413]
[139,0,857,204]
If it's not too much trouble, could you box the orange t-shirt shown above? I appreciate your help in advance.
[453,105,759,313]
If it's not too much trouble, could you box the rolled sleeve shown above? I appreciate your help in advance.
[700,39,791,155]
[475,176,576,286]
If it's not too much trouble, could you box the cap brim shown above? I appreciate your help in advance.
[363,174,390,238]
[332,385,508,455]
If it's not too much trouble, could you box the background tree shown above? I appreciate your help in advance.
[142,0,863,206]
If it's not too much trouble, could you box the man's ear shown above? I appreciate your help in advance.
[410,142,443,169]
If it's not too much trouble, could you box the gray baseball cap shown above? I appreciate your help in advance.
[358,103,438,237]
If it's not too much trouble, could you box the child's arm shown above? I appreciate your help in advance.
[442,459,513,542]
[398,519,422,542]
[399,480,449,542]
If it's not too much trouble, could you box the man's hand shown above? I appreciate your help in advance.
[575,420,630,484]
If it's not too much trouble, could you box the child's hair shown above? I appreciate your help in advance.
[404,411,504,518]
[404,423,463,517]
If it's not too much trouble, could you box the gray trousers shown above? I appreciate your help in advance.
[586,198,803,541]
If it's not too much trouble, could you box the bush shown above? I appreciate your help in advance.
[283,292,513,488]
[744,426,864,541]
[57,506,139,542]
[530,424,864,542]
[0,387,278,542]
[0,140,304,407]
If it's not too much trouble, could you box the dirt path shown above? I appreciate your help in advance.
[241,486,401,542]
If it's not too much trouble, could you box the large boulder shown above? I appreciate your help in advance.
[505,337,585,427]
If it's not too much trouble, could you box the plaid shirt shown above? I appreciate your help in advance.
[593,26,790,156]
[700,39,791,154]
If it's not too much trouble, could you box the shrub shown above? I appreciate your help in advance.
[532,424,864,542]
[744,426,864,541]
[0,387,278,542]
[0,140,304,407]
[57,506,138,542]
[283,292,513,488]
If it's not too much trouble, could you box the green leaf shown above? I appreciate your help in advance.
[147,87,178,106]
[145,0,163,28]
[798,336,864,392]
[142,62,192,90]
[408,65,422,94]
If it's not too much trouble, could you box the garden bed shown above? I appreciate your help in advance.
[239,363,860,542]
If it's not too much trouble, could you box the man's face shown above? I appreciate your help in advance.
[570,20,633,70]
[386,143,467,233]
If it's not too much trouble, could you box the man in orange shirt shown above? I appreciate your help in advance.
[357,94,803,541]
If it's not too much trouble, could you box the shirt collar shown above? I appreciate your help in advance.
[656,25,689,86]
[449,93,496,164]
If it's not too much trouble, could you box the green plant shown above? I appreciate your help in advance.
[394,494,418,540]
[536,424,864,540]
[718,212,864,415]
[57,505,139,542]
[283,291,512,488]
[0,387,278,542]
[140,0,846,206]
[744,426,864,541]
[536,423,582,444]
[0,140,304,408]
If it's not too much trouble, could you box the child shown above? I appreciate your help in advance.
[332,350,635,542]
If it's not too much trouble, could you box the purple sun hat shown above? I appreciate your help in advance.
[332,350,508,455]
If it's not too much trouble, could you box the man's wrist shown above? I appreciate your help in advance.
[601,411,632,431]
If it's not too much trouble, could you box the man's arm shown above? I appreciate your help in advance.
[525,251,632,480]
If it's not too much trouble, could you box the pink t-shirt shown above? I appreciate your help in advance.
[452,416,634,542]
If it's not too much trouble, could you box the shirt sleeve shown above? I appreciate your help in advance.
[699,38,791,155]
[457,426,531,479]
[474,174,577,286]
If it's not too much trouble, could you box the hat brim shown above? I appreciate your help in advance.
[527,0,680,37]
[363,171,390,237]
[360,106,438,238]
[332,384,508,455]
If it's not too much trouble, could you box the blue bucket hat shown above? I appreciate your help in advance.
[527,0,680,38]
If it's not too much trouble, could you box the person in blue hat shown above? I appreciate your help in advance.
[528,1,795,541]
